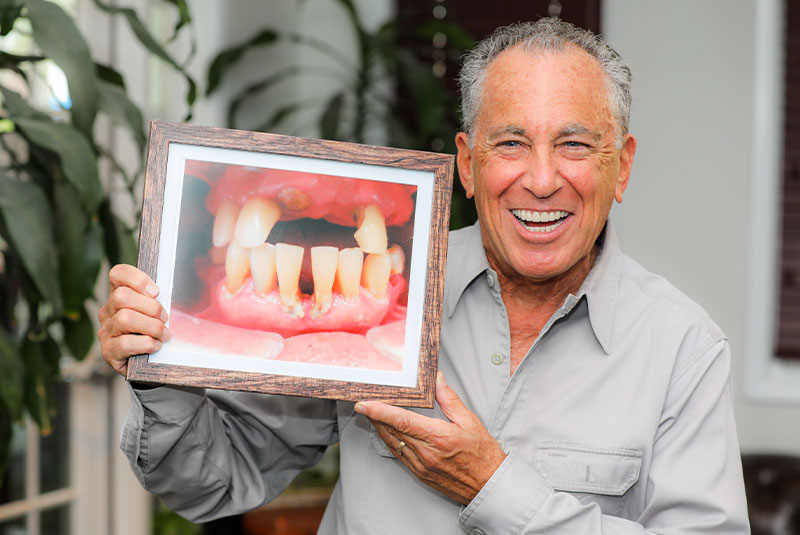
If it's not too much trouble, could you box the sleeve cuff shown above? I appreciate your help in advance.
[459,450,552,535]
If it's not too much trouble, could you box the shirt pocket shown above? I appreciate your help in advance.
[535,442,642,515]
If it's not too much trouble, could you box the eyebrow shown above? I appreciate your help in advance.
[486,125,528,139]
[558,123,603,142]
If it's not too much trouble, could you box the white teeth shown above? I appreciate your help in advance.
[311,246,338,317]
[276,243,304,317]
[511,209,568,224]
[336,247,364,300]
[225,240,250,294]
[362,252,391,299]
[234,197,282,248]
[250,243,277,296]
[387,244,405,275]
[353,204,388,254]
[527,220,566,233]
[213,200,240,247]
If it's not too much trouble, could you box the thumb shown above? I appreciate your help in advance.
[435,371,474,426]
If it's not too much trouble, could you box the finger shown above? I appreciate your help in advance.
[435,371,476,427]
[355,401,438,439]
[107,285,168,322]
[109,264,159,297]
[102,334,163,376]
[106,308,171,342]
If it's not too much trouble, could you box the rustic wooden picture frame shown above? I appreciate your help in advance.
[127,121,453,408]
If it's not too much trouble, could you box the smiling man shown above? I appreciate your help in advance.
[98,18,749,534]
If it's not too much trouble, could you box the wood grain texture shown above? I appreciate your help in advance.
[128,121,453,408]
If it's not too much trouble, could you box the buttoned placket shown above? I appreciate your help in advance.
[483,279,585,458]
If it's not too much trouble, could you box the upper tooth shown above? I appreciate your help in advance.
[513,210,566,223]
[387,244,405,275]
[225,240,250,293]
[362,252,391,299]
[234,197,282,248]
[353,204,387,254]
[250,243,277,296]
[276,243,304,317]
[336,247,364,300]
[213,200,240,247]
[311,246,338,316]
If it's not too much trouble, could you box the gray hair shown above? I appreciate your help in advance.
[458,18,632,145]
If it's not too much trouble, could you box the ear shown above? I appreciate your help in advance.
[614,134,637,203]
[455,132,475,199]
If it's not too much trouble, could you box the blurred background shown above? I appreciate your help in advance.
[0,0,798,533]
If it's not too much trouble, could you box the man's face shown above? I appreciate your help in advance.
[456,45,636,285]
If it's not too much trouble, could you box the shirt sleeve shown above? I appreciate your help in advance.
[119,383,339,522]
[459,339,750,534]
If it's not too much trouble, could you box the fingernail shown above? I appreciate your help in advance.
[146,283,159,297]
[160,308,168,323]
[163,328,171,342]
[436,370,444,384]
[354,402,366,414]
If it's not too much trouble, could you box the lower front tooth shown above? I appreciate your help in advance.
[250,243,277,296]
[234,197,282,248]
[387,244,405,275]
[225,240,250,293]
[276,243,304,317]
[311,246,338,317]
[336,247,363,300]
[362,252,391,299]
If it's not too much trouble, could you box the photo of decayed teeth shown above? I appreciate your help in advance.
[166,160,417,372]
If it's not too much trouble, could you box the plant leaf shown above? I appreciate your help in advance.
[62,303,94,360]
[254,100,310,133]
[97,79,146,152]
[319,92,344,141]
[53,181,102,313]
[0,171,62,313]
[0,328,23,422]
[0,403,12,479]
[206,28,278,96]
[95,63,125,89]
[98,200,138,266]
[0,86,49,120]
[161,0,191,42]
[13,117,102,212]
[0,0,23,36]
[92,0,197,117]
[21,336,59,433]
[25,0,99,138]
[226,65,303,127]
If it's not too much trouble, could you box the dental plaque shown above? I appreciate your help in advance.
[167,161,417,372]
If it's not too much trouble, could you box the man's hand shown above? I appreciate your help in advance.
[354,372,507,505]
[97,264,170,376]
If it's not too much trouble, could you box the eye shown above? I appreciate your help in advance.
[558,140,592,158]
[498,140,522,147]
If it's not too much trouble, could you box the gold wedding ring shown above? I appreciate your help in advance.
[396,440,406,457]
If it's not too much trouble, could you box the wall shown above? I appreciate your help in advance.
[603,0,800,454]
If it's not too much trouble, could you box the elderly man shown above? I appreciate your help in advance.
[99,18,749,534]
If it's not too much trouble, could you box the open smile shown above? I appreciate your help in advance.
[511,209,570,233]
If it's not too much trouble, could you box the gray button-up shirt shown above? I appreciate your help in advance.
[121,222,749,534]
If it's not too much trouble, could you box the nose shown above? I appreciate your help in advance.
[519,147,561,198]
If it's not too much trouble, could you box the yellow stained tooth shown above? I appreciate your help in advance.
[234,197,281,248]
[362,252,391,299]
[311,246,338,317]
[278,187,311,212]
[353,204,387,254]
[213,200,240,247]
[387,244,405,275]
[276,243,304,317]
[250,243,277,296]
[336,247,363,300]
[225,240,250,294]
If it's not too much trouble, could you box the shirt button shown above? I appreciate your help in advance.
[471,529,485,535]
[490,352,504,365]
[486,273,495,288]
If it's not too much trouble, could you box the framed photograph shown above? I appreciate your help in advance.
[127,121,453,407]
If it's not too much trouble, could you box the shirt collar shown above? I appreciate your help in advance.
[444,222,491,318]
[443,219,622,354]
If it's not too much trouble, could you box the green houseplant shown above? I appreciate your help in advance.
[0,0,196,474]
